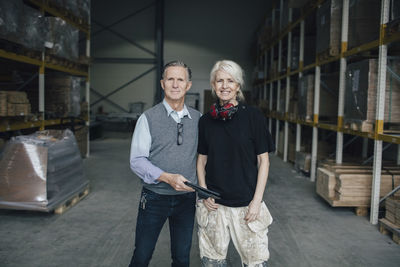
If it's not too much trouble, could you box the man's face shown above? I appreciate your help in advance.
[161,66,192,102]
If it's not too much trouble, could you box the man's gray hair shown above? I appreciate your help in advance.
[162,60,192,81]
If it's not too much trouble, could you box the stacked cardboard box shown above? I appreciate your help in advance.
[316,0,342,57]
[348,0,380,50]
[298,73,338,122]
[45,75,81,117]
[0,91,7,116]
[0,91,31,116]
[74,126,88,158]
[344,59,400,130]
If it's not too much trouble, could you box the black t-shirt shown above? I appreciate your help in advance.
[197,103,275,207]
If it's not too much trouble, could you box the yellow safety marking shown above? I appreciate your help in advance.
[341,42,348,53]
[380,24,387,45]
[337,116,343,128]
[314,114,319,124]
[375,120,384,134]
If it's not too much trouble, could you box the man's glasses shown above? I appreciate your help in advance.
[177,123,183,145]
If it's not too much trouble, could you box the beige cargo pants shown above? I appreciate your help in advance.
[196,201,273,267]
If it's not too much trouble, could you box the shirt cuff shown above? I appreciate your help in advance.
[130,157,164,184]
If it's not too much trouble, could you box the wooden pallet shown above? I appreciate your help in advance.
[379,218,400,244]
[54,186,89,214]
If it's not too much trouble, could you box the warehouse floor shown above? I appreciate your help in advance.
[1,132,400,267]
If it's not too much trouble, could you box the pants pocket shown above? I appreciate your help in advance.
[247,202,273,233]
[196,201,209,228]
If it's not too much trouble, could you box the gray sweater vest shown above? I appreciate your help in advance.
[143,102,201,195]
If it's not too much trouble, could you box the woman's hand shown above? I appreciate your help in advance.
[203,197,219,211]
[245,200,261,223]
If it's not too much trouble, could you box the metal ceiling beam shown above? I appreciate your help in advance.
[91,88,129,112]
[93,58,156,64]
[91,2,155,38]
[91,66,157,106]
[154,0,164,105]
[92,20,156,56]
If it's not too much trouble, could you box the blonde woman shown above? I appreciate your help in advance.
[196,60,274,267]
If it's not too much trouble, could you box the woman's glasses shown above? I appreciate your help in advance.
[177,123,183,145]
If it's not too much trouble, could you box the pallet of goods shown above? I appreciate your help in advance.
[348,0,380,50]
[316,161,400,215]
[344,59,400,132]
[297,73,339,123]
[0,129,89,213]
[379,197,400,244]
[45,75,82,118]
[0,91,31,117]
[316,0,342,59]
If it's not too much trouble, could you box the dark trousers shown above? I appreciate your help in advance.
[129,188,196,267]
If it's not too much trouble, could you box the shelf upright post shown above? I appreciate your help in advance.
[397,145,400,165]
[284,8,293,162]
[311,64,320,182]
[264,53,268,101]
[39,57,45,131]
[86,31,91,157]
[336,0,349,164]
[362,138,368,159]
[39,5,45,131]
[370,0,390,225]
[296,20,305,152]
[275,0,284,156]
[269,46,274,132]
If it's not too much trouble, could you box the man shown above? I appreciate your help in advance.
[129,61,201,267]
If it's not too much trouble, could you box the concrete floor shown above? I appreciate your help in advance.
[1,132,400,267]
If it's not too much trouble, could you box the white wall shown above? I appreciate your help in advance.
[91,0,270,114]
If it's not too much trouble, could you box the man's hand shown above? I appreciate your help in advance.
[157,172,195,192]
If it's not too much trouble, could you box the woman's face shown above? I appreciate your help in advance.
[212,70,240,104]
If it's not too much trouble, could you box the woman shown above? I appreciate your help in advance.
[196,60,274,267]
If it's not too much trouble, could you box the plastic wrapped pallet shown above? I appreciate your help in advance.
[298,74,314,121]
[298,73,339,122]
[0,129,88,212]
[316,0,342,57]
[0,0,23,44]
[45,17,79,61]
[344,59,400,130]
[45,75,82,117]
[78,0,90,22]
[20,4,46,52]
[348,0,380,50]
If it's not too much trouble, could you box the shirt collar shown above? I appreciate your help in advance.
[162,99,192,119]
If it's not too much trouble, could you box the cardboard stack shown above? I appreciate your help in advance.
[298,73,338,122]
[316,0,342,57]
[345,59,400,131]
[45,75,81,117]
[348,0,380,50]
[0,91,31,116]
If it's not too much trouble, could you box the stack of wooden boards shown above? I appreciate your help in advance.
[316,161,400,209]
[380,197,400,244]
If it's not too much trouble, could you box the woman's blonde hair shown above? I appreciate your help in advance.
[210,60,245,101]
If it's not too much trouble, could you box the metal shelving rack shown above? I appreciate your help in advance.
[0,0,90,156]
[255,0,400,224]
